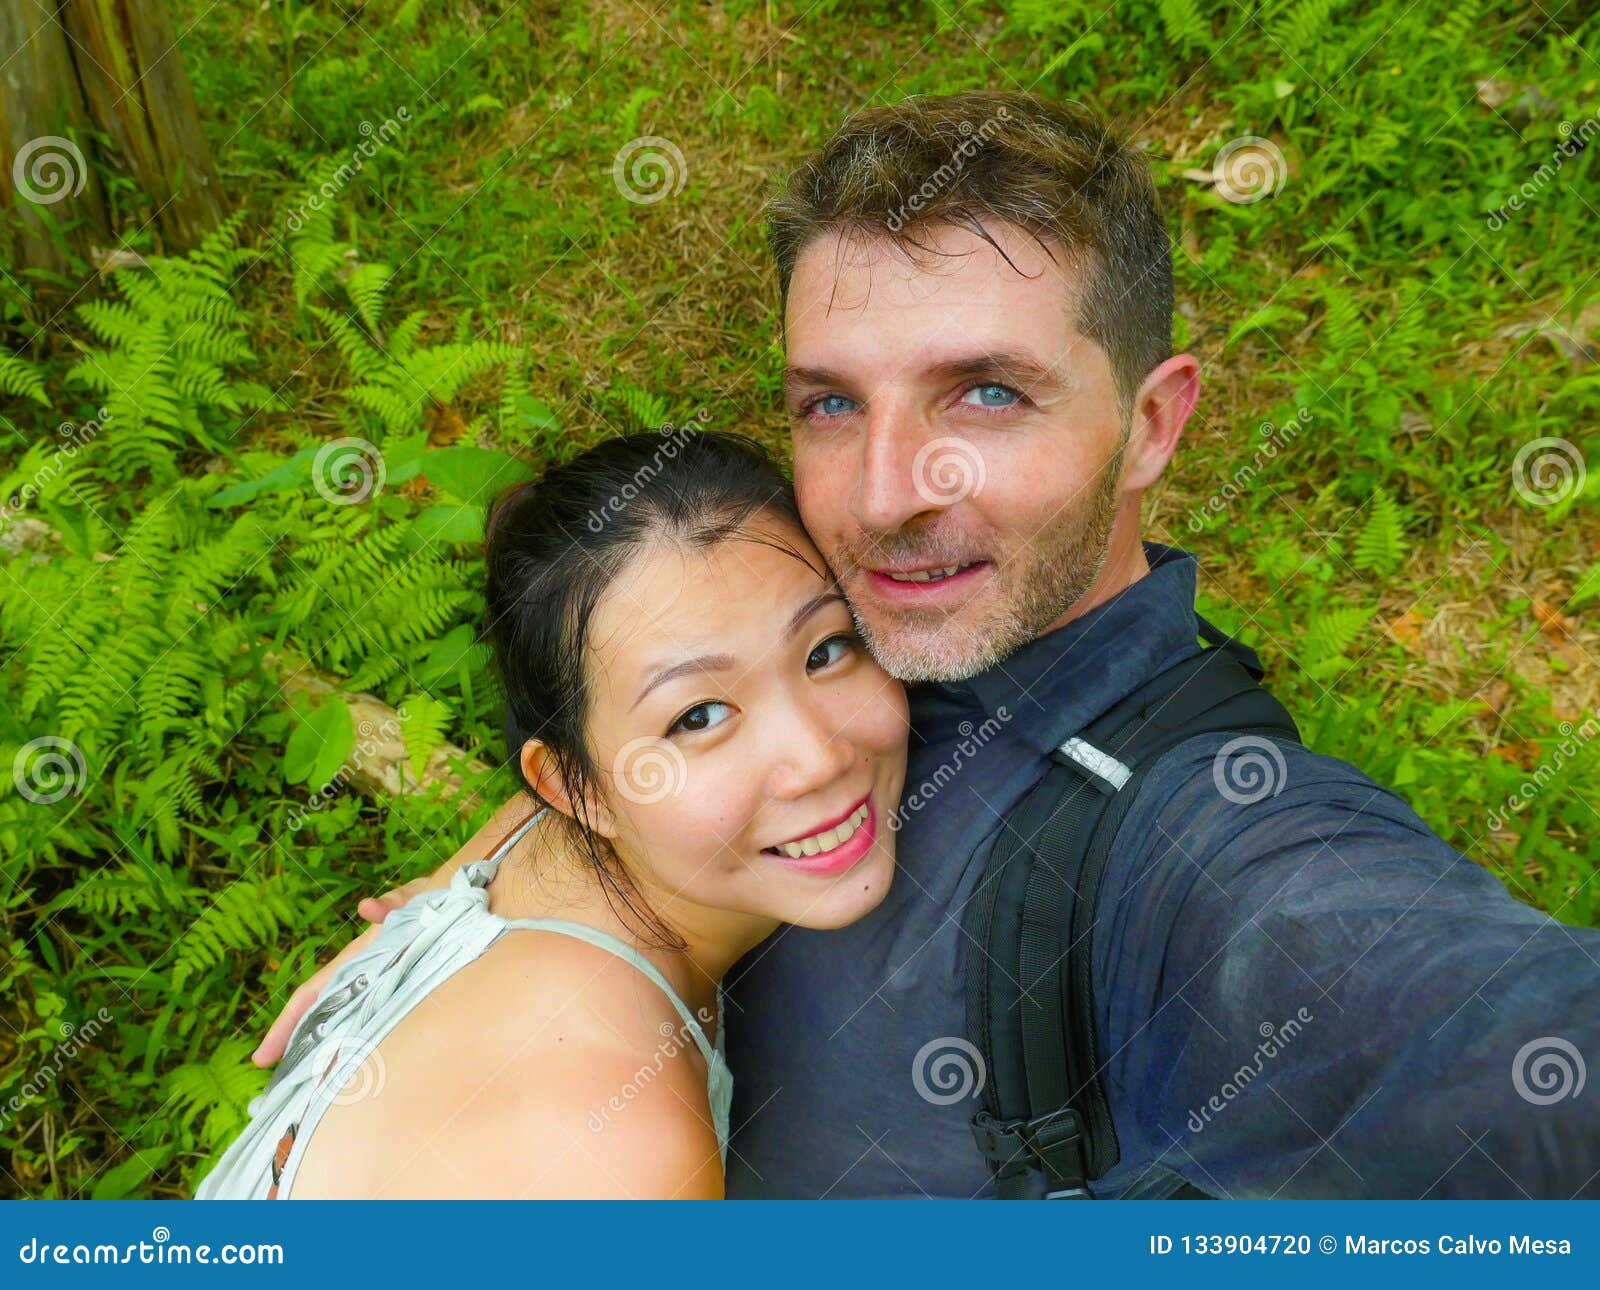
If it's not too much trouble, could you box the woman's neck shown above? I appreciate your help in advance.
[485,809,775,1021]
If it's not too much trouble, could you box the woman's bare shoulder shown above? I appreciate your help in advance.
[295,924,720,1199]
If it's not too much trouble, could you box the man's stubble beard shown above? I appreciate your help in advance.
[841,434,1128,684]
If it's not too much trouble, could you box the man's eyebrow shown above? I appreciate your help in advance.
[629,590,844,711]
[782,350,1070,402]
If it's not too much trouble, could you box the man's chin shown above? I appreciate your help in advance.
[855,603,1025,684]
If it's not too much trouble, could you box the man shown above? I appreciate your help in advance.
[258,91,1600,1198]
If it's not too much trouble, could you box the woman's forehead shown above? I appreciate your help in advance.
[587,528,833,676]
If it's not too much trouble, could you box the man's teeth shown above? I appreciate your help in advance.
[886,564,970,583]
[775,803,869,859]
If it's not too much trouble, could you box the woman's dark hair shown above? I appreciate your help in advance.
[483,429,807,942]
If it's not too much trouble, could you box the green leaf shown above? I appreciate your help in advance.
[91,1146,174,1200]
[421,444,534,503]
[283,695,355,788]
[206,446,316,507]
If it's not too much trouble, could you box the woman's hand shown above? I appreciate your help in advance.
[251,794,539,1067]
[250,882,427,1067]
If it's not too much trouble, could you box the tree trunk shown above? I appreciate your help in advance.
[1,0,224,279]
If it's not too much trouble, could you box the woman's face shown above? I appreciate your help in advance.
[576,515,909,931]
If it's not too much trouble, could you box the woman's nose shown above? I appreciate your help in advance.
[767,702,856,801]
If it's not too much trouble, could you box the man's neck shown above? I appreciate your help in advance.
[1040,515,1152,638]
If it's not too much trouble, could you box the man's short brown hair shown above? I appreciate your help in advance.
[765,91,1173,416]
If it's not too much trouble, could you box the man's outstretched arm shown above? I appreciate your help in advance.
[1095,736,1600,1199]
[252,792,539,1066]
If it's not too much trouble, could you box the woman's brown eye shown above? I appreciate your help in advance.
[807,634,854,672]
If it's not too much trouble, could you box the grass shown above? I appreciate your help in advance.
[0,0,1596,1198]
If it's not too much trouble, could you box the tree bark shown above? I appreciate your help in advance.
[1,0,224,278]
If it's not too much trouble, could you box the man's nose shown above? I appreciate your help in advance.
[855,404,943,535]
[767,700,856,802]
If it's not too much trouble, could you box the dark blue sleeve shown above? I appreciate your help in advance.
[1091,734,1600,1199]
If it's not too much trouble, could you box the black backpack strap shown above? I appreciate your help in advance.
[964,615,1301,1199]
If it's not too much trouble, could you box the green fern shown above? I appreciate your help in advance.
[0,350,49,405]
[400,692,453,777]
[1350,488,1407,577]
[164,1039,269,1149]
[1302,604,1376,680]
[1157,0,1208,51]
[66,210,259,483]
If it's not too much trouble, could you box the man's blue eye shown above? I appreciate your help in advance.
[813,394,856,416]
[962,384,1020,408]
[669,701,731,735]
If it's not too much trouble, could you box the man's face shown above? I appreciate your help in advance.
[782,219,1134,683]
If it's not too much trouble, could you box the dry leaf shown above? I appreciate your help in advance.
[1532,597,1575,639]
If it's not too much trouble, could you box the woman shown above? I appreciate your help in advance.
[198,431,908,1199]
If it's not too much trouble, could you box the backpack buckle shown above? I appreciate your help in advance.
[971,1107,1092,1199]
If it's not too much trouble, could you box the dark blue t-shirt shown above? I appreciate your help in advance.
[722,541,1600,1198]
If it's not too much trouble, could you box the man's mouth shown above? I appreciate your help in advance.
[866,560,990,596]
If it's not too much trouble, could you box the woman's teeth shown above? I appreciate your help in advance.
[886,563,973,583]
[774,802,869,858]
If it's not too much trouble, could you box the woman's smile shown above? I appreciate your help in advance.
[762,793,879,877]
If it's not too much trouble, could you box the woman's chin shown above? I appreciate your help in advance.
[780,841,897,931]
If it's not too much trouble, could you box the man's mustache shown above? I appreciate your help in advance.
[836,525,991,570]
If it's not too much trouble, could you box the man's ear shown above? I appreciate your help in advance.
[519,740,618,839]
[1121,353,1200,491]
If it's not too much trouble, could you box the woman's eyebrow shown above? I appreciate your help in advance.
[631,653,736,711]
[629,591,844,710]
[786,589,847,640]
